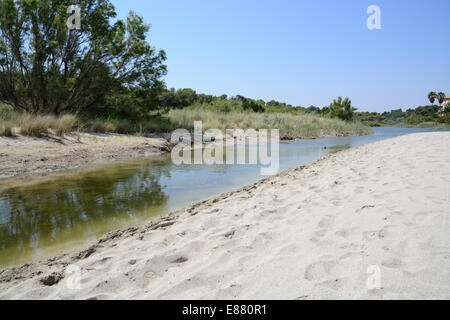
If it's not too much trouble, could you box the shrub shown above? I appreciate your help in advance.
[18,115,52,136]
[89,120,113,133]
[405,114,432,125]
[0,122,14,137]
[51,114,77,137]
[438,113,450,124]
[0,103,14,120]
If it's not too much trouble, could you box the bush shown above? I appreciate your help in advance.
[0,122,14,137]
[51,115,77,137]
[405,114,433,125]
[18,115,52,136]
[89,120,116,133]
[438,113,450,124]
[243,100,265,113]
[0,103,14,120]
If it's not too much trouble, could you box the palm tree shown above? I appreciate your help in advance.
[428,92,437,105]
[438,92,446,105]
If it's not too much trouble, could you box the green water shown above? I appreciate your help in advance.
[0,156,172,267]
[0,127,448,268]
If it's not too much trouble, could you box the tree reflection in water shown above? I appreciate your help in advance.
[0,157,171,268]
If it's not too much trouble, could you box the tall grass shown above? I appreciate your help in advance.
[0,121,14,137]
[16,114,51,136]
[52,114,77,136]
[0,102,372,139]
[0,103,16,136]
[0,104,78,137]
[8,113,77,137]
[0,104,176,137]
[168,109,372,139]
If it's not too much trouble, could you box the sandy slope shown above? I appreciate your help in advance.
[0,132,449,300]
[0,133,173,180]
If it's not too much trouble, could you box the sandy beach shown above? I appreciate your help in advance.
[0,132,449,300]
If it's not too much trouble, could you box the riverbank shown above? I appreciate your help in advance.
[367,122,450,130]
[1,132,448,299]
[0,133,173,180]
[0,120,371,181]
[168,109,373,140]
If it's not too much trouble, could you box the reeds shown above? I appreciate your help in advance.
[168,109,372,139]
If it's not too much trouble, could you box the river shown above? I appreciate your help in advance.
[0,127,447,268]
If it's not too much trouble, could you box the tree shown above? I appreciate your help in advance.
[266,100,280,107]
[175,88,197,107]
[0,0,167,114]
[307,105,320,113]
[323,97,357,121]
[438,92,446,105]
[428,92,437,105]
[232,95,248,103]
[243,99,265,113]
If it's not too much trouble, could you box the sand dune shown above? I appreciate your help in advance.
[1,132,449,300]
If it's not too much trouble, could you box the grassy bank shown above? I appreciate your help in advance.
[1,103,372,139]
[167,109,372,139]
[0,103,174,137]
[362,120,450,129]
[394,122,450,129]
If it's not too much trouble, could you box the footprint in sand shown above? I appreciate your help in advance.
[317,216,335,229]
[335,228,358,239]
[382,257,402,269]
[304,260,337,281]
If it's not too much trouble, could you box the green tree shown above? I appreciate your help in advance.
[428,92,437,105]
[243,99,265,113]
[176,88,198,107]
[307,105,320,113]
[323,97,357,121]
[0,0,167,114]
[438,92,446,105]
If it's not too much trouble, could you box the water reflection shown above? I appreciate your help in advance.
[0,159,171,267]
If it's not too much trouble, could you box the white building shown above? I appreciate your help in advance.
[440,95,450,113]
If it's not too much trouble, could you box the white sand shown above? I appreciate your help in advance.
[1,132,449,300]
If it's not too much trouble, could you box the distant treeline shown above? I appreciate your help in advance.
[154,88,357,121]
[156,88,304,114]
[354,105,450,126]
[154,88,450,127]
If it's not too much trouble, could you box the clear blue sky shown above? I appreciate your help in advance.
[112,0,450,112]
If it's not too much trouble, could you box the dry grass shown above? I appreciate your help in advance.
[0,122,14,137]
[0,110,78,137]
[0,103,372,139]
[51,114,77,137]
[89,120,118,133]
[168,109,372,139]
[17,114,52,137]
[87,119,135,134]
